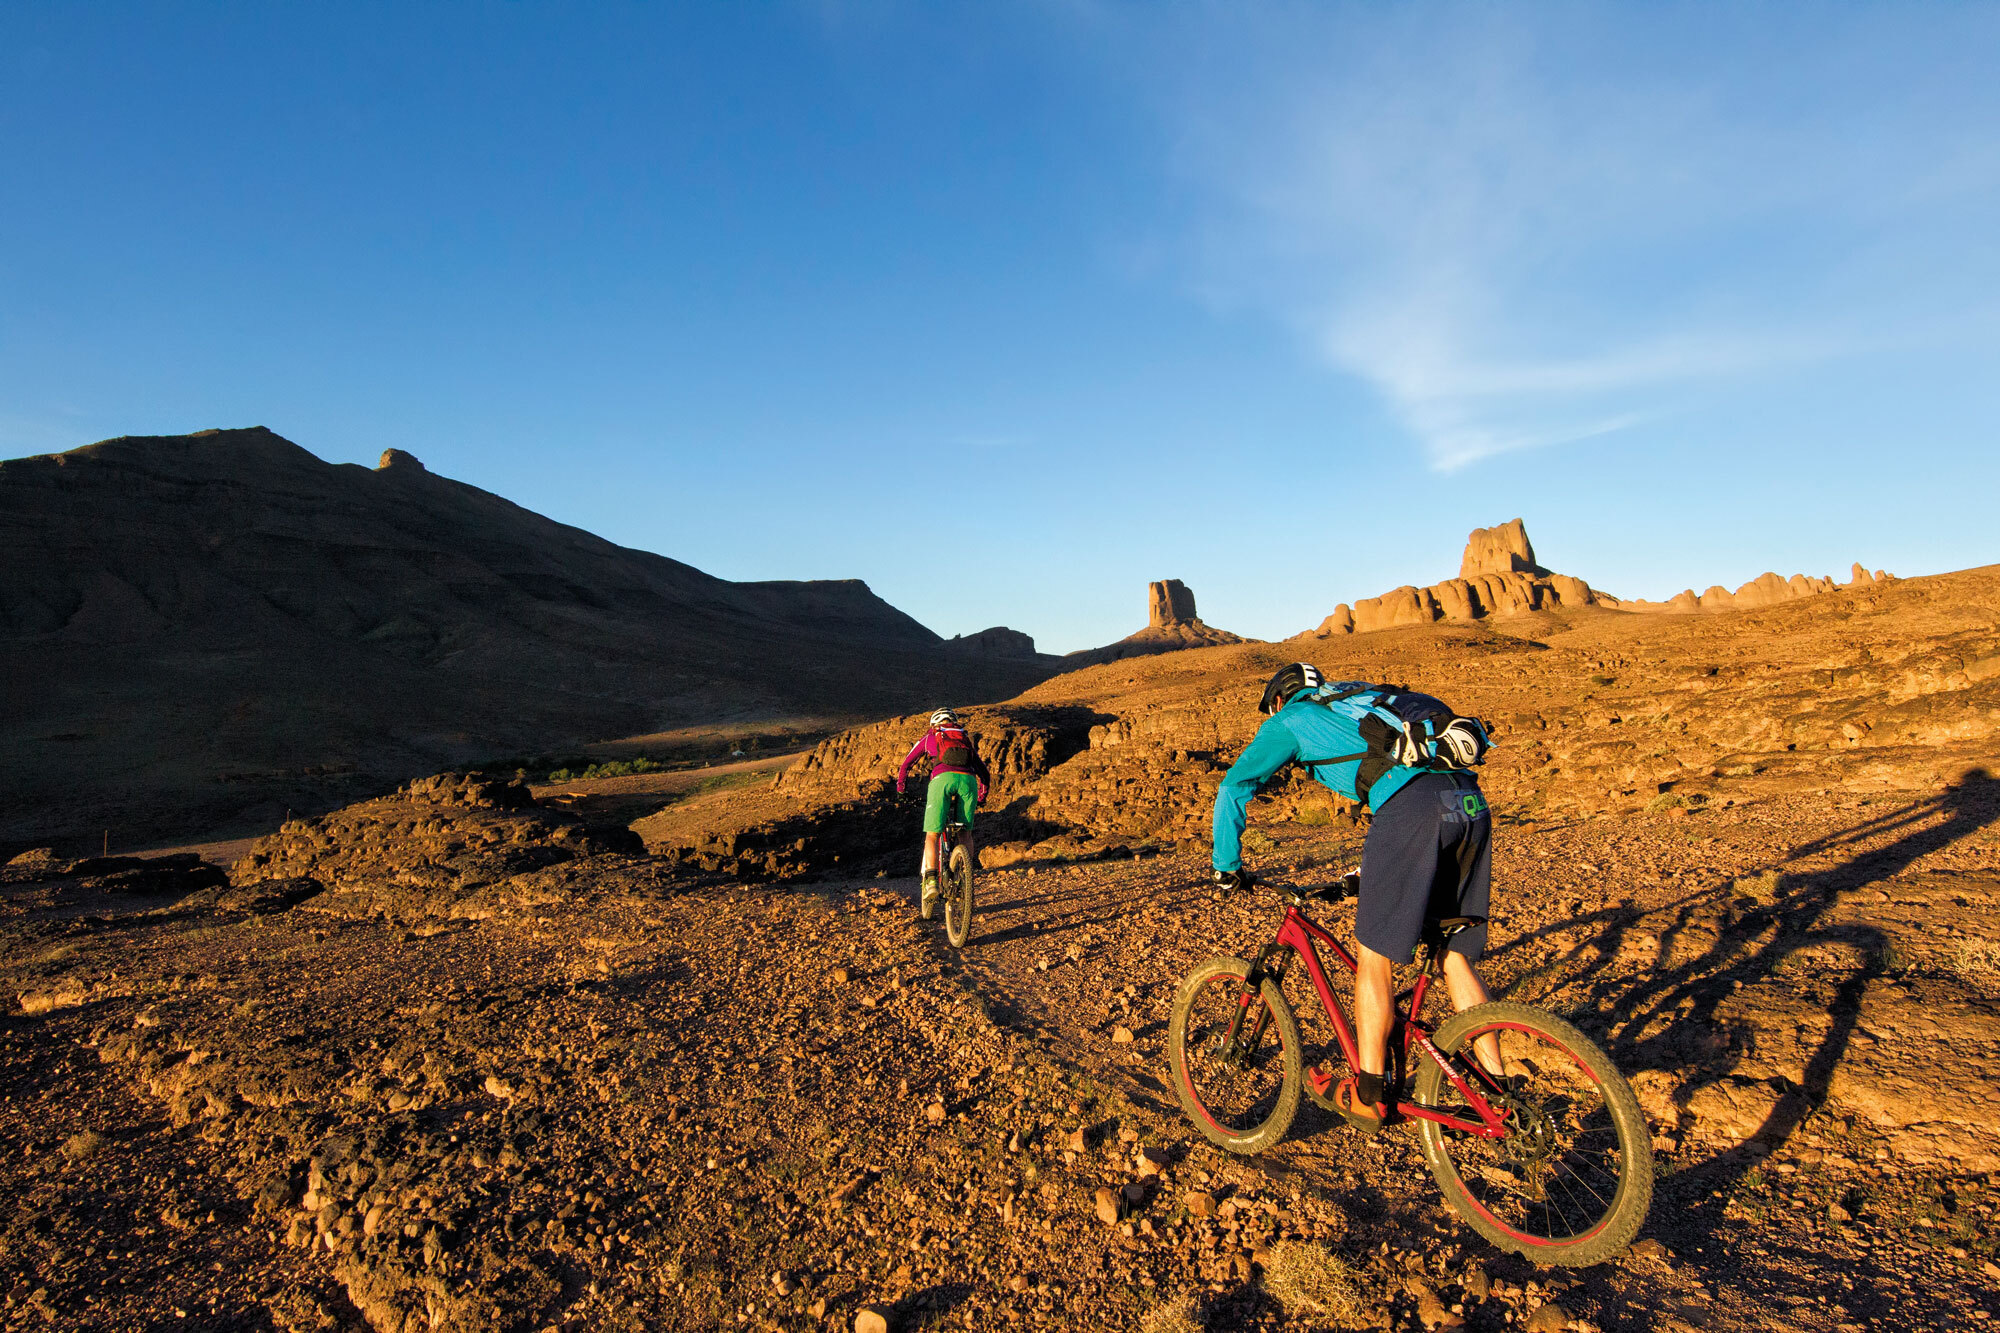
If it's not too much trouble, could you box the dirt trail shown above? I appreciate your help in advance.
[901,784,2000,1333]
[7,772,1996,1332]
[533,751,804,828]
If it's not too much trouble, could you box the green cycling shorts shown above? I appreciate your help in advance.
[923,771,978,833]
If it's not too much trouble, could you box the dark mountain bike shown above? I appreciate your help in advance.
[937,819,974,948]
[1167,873,1652,1266]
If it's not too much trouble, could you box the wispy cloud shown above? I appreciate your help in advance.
[1323,318,1841,471]
[1132,4,2000,470]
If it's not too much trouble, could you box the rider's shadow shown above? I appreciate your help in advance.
[1582,769,2000,1256]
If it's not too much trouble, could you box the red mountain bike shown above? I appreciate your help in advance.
[1167,875,1653,1266]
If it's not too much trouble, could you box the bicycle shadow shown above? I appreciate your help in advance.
[1616,774,1991,1110]
[1549,769,2000,1302]
[968,880,1214,950]
[889,1280,974,1324]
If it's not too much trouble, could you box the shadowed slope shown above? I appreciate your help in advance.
[0,428,1055,846]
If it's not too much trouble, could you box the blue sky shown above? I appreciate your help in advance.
[4,2,1996,652]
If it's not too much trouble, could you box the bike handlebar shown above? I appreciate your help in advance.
[1251,870,1360,905]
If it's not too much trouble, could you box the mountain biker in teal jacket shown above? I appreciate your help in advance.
[1211,663,1501,1135]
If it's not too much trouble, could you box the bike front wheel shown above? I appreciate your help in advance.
[1414,1001,1653,1266]
[1168,956,1302,1155]
[943,843,974,948]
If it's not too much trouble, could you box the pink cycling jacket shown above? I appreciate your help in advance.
[897,725,993,791]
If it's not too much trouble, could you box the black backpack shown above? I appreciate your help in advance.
[1295,682,1492,799]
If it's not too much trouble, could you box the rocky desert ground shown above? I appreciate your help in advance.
[5,557,1999,1333]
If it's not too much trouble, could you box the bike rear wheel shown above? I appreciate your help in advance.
[1414,1001,1653,1265]
[943,841,974,948]
[1168,956,1302,1154]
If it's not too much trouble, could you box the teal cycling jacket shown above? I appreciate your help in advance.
[1210,697,1428,872]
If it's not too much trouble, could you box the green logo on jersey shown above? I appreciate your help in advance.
[1461,792,1488,819]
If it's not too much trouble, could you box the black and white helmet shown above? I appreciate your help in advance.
[1258,663,1325,715]
[929,708,960,729]
[1432,717,1492,768]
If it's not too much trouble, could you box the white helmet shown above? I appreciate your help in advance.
[929,708,960,728]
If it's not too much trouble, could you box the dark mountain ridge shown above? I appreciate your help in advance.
[0,428,1053,846]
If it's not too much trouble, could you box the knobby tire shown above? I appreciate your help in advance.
[1413,1000,1654,1266]
[1168,957,1302,1155]
[944,843,974,948]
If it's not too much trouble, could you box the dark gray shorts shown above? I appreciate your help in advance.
[1357,772,1492,966]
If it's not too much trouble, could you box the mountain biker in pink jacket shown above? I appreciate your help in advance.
[896,708,992,919]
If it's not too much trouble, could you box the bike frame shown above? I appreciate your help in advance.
[1243,902,1509,1138]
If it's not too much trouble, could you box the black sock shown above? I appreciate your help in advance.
[1356,1071,1384,1108]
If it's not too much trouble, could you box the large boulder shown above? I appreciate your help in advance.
[1432,578,1480,621]
[1547,574,1596,608]
[1315,604,1355,635]
[1352,586,1442,634]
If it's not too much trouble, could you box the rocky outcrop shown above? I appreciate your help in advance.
[945,626,1040,657]
[230,772,643,920]
[1069,581,1248,666]
[1147,580,1199,628]
[628,704,1109,879]
[1298,518,1894,639]
[1299,522,1610,638]
[0,849,226,896]
[1459,518,1549,580]
[1624,564,1895,614]
[775,705,1099,802]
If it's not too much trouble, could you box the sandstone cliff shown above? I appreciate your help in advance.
[1300,519,1611,638]
[1459,517,1550,580]
[1298,519,1891,638]
[1066,580,1248,667]
[1146,579,1199,628]
[1623,563,1895,614]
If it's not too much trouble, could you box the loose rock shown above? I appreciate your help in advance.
[1525,1302,1570,1332]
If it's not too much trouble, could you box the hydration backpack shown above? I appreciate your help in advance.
[1294,682,1492,802]
[933,724,978,774]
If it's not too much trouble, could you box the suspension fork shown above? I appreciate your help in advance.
[1219,943,1291,1065]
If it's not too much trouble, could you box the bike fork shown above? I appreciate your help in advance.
[1219,945,1289,1065]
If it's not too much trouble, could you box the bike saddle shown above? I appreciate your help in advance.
[1419,916,1487,971]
